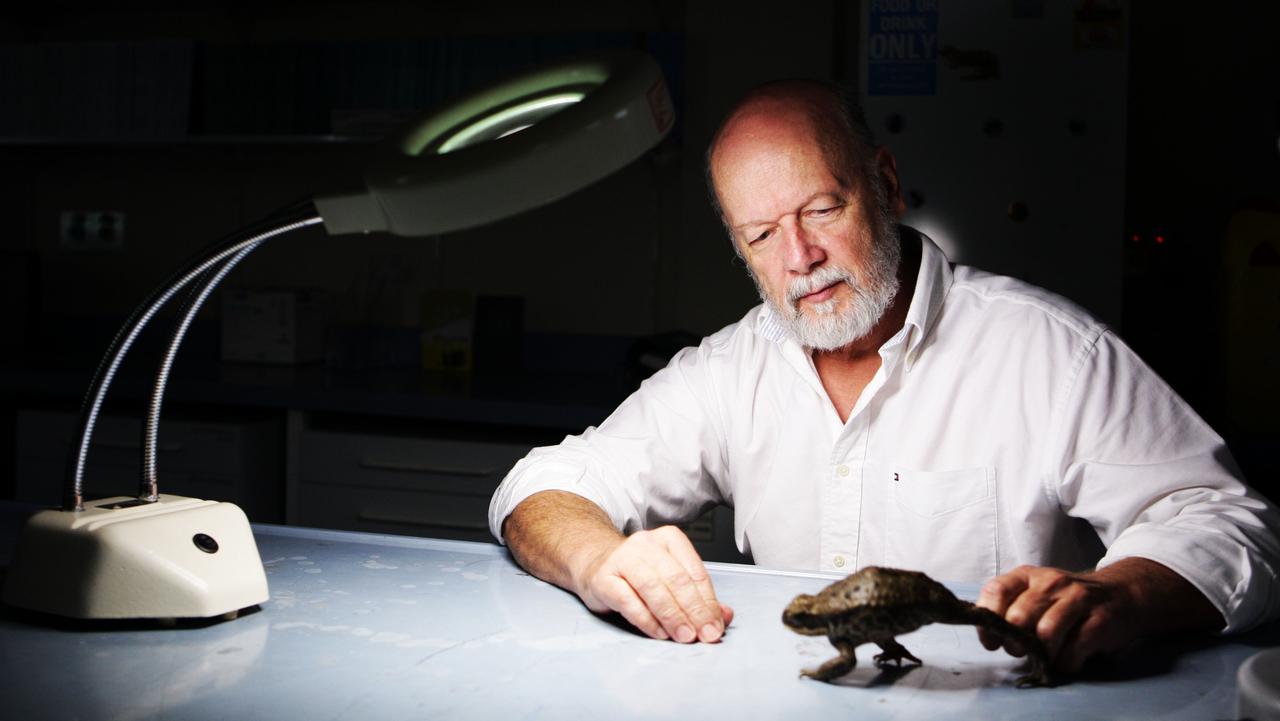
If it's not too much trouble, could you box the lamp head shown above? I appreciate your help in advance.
[315,50,674,237]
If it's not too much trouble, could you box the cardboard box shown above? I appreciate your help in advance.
[221,288,325,365]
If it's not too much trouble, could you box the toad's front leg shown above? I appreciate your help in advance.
[802,639,861,682]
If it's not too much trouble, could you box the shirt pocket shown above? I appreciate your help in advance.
[883,465,998,583]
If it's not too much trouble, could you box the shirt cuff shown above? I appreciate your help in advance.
[488,460,622,545]
[1099,523,1279,634]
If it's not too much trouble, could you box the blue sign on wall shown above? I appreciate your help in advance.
[867,0,939,96]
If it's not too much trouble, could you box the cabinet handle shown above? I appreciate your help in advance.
[356,510,490,531]
[357,458,497,477]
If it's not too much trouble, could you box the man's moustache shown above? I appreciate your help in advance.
[786,270,856,305]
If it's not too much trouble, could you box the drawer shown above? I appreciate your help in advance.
[297,482,495,543]
[297,429,533,494]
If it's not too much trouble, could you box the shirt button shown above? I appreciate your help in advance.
[833,555,845,568]
[836,464,850,477]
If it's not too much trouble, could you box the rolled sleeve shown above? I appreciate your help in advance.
[1101,507,1279,633]
[1052,330,1280,632]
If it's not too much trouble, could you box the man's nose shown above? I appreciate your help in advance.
[781,220,825,273]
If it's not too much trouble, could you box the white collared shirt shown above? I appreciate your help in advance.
[489,228,1280,632]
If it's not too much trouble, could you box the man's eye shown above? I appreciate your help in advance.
[751,229,774,243]
[807,206,838,217]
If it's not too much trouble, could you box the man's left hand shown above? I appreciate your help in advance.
[975,557,1224,673]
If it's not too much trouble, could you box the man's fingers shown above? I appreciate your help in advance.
[580,540,690,641]
[1056,603,1119,672]
[1034,586,1090,663]
[657,527,729,642]
[625,555,702,642]
[977,567,1032,652]
[978,567,1030,616]
[594,575,668,640]
[976,627,1002,652]
[1005,590,1056,635]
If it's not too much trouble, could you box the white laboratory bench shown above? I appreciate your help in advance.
[0,503,1274,720]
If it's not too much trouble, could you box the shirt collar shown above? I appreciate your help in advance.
[757,301,790,343]
[899,225,954,371]
[755,225,954,371]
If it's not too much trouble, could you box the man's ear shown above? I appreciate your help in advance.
[876,146,907,218]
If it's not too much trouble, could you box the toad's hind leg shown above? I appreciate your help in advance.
[873,638,922,668]
[802,639,861,682]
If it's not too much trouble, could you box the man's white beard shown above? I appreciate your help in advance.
[754,221,902,352]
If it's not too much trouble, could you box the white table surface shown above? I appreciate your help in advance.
[1,512,1275,720]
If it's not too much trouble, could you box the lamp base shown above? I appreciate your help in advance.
[3,495,268,620]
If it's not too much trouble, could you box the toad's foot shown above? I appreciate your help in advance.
[801,640,860,682]
[870,640,921,671]
[1014,657,1053,688]
[873,639,922,668]
[801,654,857,682]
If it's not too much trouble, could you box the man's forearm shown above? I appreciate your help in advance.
[1090,556,1224,635]
[500,490,626,597]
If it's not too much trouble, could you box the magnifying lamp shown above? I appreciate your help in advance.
[3,50,673,621]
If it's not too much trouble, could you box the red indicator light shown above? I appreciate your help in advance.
[1155,235,1165,244]
[1131,234,1141,243]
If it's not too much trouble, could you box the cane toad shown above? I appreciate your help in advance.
[782,566,1051,687]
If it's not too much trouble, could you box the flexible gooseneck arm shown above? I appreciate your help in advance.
[64,204,323,511]
[139,240,269,502]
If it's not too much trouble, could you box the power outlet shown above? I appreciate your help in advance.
[60,210,125,252]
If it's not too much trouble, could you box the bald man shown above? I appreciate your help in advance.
[489,80,1280,673]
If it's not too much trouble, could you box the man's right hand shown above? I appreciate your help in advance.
[502,491,734,644]
[572,525,734,643]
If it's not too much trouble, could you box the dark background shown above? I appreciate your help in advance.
[0,1,1276,513]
